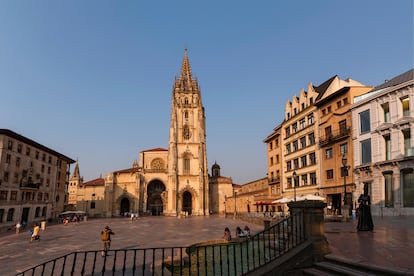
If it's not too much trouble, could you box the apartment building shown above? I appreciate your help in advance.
[0,129,75,230]
[281,82,320,200]
[351,69,414,216]
[263,125,283,205]
[315,76,372,215]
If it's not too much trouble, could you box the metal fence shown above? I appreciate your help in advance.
[16,212,304,276]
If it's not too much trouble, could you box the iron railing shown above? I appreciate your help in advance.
[16,212,305,276]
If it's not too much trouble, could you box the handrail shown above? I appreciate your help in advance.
[16,212,305,276]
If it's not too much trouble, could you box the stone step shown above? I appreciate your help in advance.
[302,254,410,276]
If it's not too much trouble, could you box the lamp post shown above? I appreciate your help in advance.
[293,171,297,202]
[342,154,349,218]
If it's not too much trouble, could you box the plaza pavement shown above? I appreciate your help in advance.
[0,215,413,275]
[324,216,414,275]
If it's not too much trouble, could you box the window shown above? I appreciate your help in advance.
[275,138,279,147]
[269,142,273,150]
[294,108,297,115]
[35,207,40,217]
[292,122,297,133]
[308,113,314,125]
[17,144,22,153]
[287,177,292,188]
[308,133,315,145]
[326,148,333,159]
[327,106,332,113]
[402,97,410,116]
[384,135,391,160]
[7,208,14,222]
[285,127,290,137]
[293,158,299,169]
[310,97,314,104]
[42,153,46,161]
[6,154,11,164]
[326,169,334,179]
[299,118,305,129]
[382,103,390,122]
[337,101,342,109]
[361,139,372,164]
[183,158,190,174]
[403,129,411,156]
[339,119,347,134]
[286,144,291,154]
[301,103,305,110]
[300,137,306,148]
[302,175,308,186]
[26,147,31,156]
[91,202,96,209]
[0,191,7,200]
[48,156,52,164]
[4,172,9,182]
[276,155,279,164]
[322,109,326,116]
[301,156,307,167]
[37,193,42,201]
[384,173,394,207]
[287,161,292,171]
[8,140,13,150]
[35,151,39,159]
[184,111,188,119]
[359,110,371,134]
[325,126,332,140]
[270,157,274,166]
[340,143,348,154]
[309,152,316,165]
[293,140,298,151]
[16,157,20,167]
[310,172,317,185]
[42,207,47,216]
[10,191,17,201]
[343,98,348,105]
[402,169,414,207]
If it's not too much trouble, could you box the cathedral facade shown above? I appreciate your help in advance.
[70,51,230,217]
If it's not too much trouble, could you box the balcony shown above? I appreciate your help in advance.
[319,127,350,147]
[20,182,40,190]
[268,176,280,184]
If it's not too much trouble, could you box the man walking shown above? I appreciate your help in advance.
[101,225,115,257]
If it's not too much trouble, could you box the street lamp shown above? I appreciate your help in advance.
[342,154,349,216]
[293,171,297,202]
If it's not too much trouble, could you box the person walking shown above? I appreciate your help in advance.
[30,223,40,242]
[101,225,115,257]
[15,222,21,234]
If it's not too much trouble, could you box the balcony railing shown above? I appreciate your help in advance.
[319,127,351,146]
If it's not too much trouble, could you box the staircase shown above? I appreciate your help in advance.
[302,254,411,276]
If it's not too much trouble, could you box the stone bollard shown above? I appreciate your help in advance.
[287,200,330,261]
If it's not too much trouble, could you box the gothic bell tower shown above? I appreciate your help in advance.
[166,49,209,216]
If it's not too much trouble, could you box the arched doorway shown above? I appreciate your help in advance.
[120,198,130,215]
[147,180,166,216]
[182,191,192,215]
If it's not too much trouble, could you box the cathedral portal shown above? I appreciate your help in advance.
[147,180,166,216]
[120,198,130,215]
[182,191,192,215]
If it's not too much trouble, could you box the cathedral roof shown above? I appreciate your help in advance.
[143,147,168,152]
[83,178,105,186]
[113,167,140,174]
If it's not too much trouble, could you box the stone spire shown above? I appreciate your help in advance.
[72,161,80,178]
[175,49,199,92]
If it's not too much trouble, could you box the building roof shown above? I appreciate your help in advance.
[113,167,140,174]
[374,68,414,90]
[142,147,168,152]
[0,129,75,163]
[83,177,105,186]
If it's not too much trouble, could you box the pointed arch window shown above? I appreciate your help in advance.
[184,111,188,119]
[183,158,190,174]
[184,98,189,105]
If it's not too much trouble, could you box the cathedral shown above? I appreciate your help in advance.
[68,50,233,217]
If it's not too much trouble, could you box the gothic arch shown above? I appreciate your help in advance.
[147,180,166,216]
[179,186,198,215]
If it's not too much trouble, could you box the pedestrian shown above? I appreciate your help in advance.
[101,225,115,257]
[15,222,21,234]
[30,223,40,242]
[223,227,231,241]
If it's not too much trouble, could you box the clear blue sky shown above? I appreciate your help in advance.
[0,1,413,184]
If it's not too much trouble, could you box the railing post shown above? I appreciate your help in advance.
[287,200,330,261]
